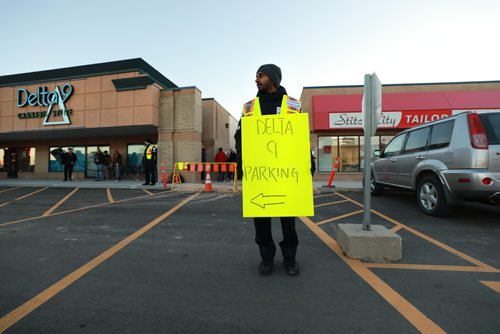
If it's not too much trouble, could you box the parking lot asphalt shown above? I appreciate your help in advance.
[0,186,499,333]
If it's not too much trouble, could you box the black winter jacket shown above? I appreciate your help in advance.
[234,86,288,173]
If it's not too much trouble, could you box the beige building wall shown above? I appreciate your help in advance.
[1,72,163,179]
[159,87,202,182]
[228,114,238,150]
[201,98,236,161]
[0,71,161,133]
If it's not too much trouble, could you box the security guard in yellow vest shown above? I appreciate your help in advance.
[142,138,158,186]
[234,64,301,276]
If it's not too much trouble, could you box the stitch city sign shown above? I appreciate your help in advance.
[16,84,74,125]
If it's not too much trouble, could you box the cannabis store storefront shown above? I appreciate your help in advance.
[0,59,235,180]
[301,81,500,181]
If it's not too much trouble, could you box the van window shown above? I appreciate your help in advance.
[480,113,500,145]
[429,121,454,149]
[382,134,406,157]
[404,127,430,153]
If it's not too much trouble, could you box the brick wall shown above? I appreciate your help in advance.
[159,87,203,182]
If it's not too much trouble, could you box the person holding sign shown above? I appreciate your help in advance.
[235,64,305,276]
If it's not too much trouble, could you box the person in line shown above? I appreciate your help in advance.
[113,149,123,181]
[214,147,228,181]
[94,147,105,181]
[311,150,317,177]
[142,139,158,186]
[226,147,237,181]
[62,148,77,181]
[103,150,112,180]
[234,64,302,276]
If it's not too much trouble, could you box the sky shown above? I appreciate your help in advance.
[1,0,500,120]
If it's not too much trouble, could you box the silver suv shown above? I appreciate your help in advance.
[370,111,500,216]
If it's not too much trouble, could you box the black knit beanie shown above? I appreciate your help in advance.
[257,64,282,88]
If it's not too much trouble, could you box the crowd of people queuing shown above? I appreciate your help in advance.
[214,147,238,182]
[53,141,249,185]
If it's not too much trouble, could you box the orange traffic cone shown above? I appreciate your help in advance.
[204,172,214,192]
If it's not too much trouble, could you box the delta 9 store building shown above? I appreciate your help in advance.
[0,59,237,180]
[301,81,500,181]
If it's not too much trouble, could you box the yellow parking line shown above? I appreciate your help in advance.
[15,187,48,201]
[366,263,499,273]
[480,281,500,293]
[336,193,499,272]
[42,188,79,217]
[314,199,349,207]
[143,189,153,195]
[0,187,20,194]
[0,202,10,208]
[106,188,114,203]
[0,190,172,228]
[390,225,404,233]
[313,193,339,199]
[316,209,364,226]
[299,216,446,334]
[0,192,199,333]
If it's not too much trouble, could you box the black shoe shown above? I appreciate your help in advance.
[259,259,273,275]
[142,183,149,185]
[150,183,156,186]
[63,179,67,182]
[284,259,300,276]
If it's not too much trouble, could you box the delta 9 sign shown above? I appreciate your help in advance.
[241,113,314,217]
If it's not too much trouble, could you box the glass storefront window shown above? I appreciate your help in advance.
[318,137,338,172]
[127,144,143,168]
[0,148,5,171]
[29,148,35,171]
[49,146,85,173]
[339,136,359,172]
[318,136,394,172]
[49,146,96,176]
[86,146,110,178]
[2,147,36,174]
[126,144,144,179]
[19,147,36,172]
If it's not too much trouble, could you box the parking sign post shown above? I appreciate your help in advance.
[362,73,381,231]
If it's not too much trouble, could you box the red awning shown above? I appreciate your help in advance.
[312,90,500,130]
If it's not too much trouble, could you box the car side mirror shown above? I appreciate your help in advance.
[373,149,380,158]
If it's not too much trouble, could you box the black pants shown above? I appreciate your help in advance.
[254,217,298,261]
[64,164,74,180]
[144,161,157,185]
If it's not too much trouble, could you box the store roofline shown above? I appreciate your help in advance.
[302,80,500,90]
[162,85,198,91]
[0,58,178,89]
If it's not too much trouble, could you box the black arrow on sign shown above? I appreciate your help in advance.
[251,193,287,209]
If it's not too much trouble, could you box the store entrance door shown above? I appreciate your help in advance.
[6,148,19,178]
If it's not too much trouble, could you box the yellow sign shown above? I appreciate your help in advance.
[241,113,314,217]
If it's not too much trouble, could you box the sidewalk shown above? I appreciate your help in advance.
[0,178,363,192]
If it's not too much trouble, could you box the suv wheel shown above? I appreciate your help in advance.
[417,175,450,216]
[364,175,384,195]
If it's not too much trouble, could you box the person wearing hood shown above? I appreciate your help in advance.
[234,64,301,276]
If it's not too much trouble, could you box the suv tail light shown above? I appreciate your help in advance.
[467,113,488,149]
[482,177,492,186]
